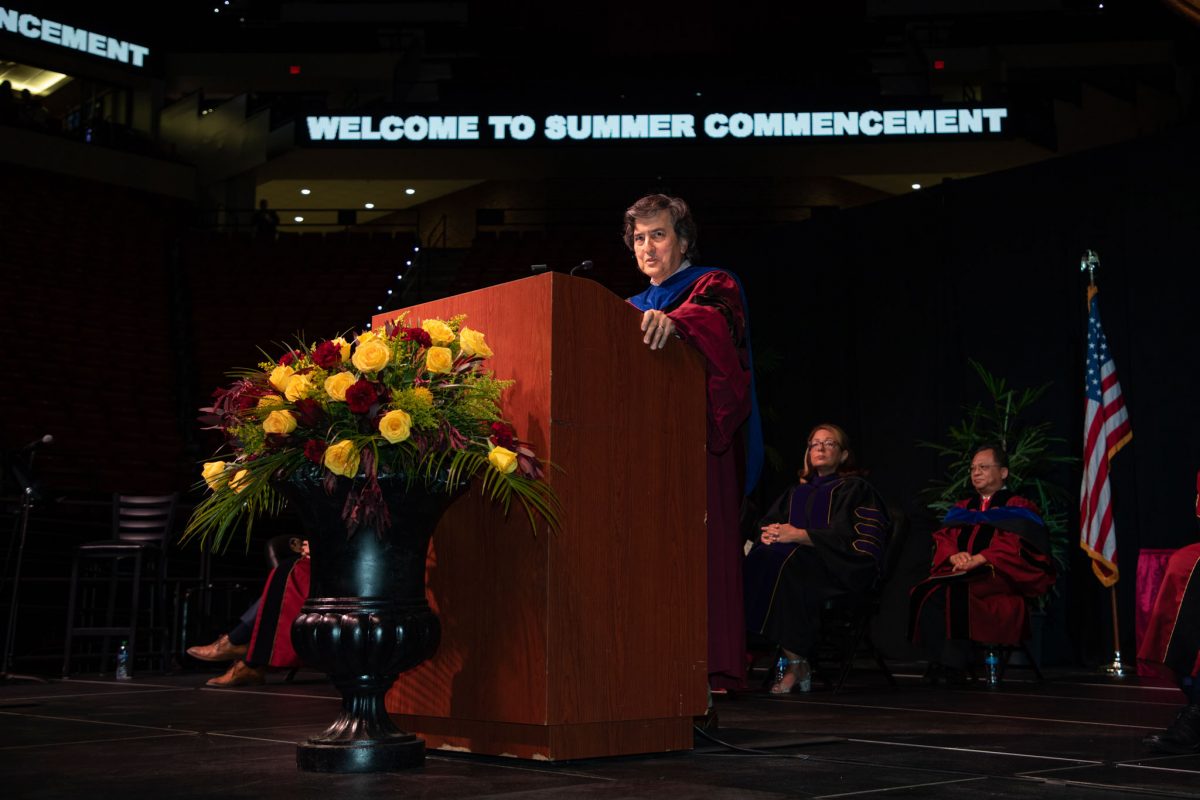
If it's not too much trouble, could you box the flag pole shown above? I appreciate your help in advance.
[1102,586,1127,677]
[1080,250,1127,678]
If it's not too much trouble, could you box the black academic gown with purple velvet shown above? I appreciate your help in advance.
[743,474,890,658]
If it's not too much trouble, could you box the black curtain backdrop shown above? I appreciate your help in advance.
[707,122,1200,665]
[4,116,1197,670]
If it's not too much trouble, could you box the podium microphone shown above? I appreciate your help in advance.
[569,259,594,277]
[20,435,53,453]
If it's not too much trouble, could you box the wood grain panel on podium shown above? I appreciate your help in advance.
[378,273,707,760]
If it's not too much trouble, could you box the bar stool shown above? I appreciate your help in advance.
[62,493,178,677]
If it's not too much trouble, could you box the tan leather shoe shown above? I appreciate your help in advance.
[187,634,248,663]
[206,660,266,688]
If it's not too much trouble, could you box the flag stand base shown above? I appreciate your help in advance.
[1099,649,1128,678]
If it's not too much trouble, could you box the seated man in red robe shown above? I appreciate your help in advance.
[188,537,310,687]
[1137,471,1200,754]
[908,444,1056,684]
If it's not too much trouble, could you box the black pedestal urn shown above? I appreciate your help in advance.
[275,470,456,773]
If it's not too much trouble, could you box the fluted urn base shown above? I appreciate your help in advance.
[275,470,455,773]
[296,692,425,772]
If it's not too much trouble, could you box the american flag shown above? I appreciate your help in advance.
[1080,286,1132,587]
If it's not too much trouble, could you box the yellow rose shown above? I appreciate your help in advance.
[422,319,456,345]
[201,461,226,490]
[284,373,314,402]
[269,364,294,392]
[378,409,413,443]
[425,346,453,374]
[458,327,494,358]
[229,469,250,494]
[324,371,356,401]
[488,446,518,474]
[262,409,297,435]
[332,337,351,362]
[257,394,283,409]
[324,439,360,478]
[352,337,391,373]
[357,330,376,344]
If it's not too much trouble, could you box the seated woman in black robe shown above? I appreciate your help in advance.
[744,423,890,693]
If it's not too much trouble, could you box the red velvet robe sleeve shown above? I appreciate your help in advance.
[977,531,1056,597]
[928,496,1055,597]
[928,499,970,576]
[666,271,751,455]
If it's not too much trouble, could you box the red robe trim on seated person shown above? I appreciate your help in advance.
[909,491,1056,646]
[246,555,310,669]
[1138,543,1200,682]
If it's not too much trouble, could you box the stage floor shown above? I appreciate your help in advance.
[1,665,1197,799]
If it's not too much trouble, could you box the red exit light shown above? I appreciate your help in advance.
[289,65,302,75]
[933,60,945,70]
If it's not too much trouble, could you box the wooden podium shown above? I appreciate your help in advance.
[377,273,708,761]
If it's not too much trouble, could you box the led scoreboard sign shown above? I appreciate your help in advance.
[302,108,1009,144]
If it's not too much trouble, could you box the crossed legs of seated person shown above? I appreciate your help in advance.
[203,547,311,688]
[187,598,258,663]
[1143,679,1200,755]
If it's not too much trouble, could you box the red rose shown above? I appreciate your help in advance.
[303,439,328,464]
[312,340,341,369]
[402,327,433,347]
[345,379,378,414]
[279,351,296,366]
[293,398,324,427]
[489,421,516,449]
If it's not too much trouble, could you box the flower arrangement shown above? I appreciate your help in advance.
[186,313,559,550]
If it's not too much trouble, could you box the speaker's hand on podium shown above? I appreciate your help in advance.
[641,309,676,350]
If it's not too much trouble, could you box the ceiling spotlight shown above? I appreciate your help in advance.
[300,188,311,195]
[364,202,375,209]
[404,188,416,195]
[406,260,412,266]
[413,246,420,253]
[911,183,922,190]
[293,215,304,222]
[377,305,383,311]
[387,289,393,295]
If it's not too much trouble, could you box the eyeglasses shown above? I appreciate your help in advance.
[970,464,999,473]
[808,440,841,450]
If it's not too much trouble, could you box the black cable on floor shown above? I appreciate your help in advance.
[692,725,813,759]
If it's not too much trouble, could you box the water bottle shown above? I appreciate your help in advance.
[115,640,131,681]
[983,647,1000,688]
